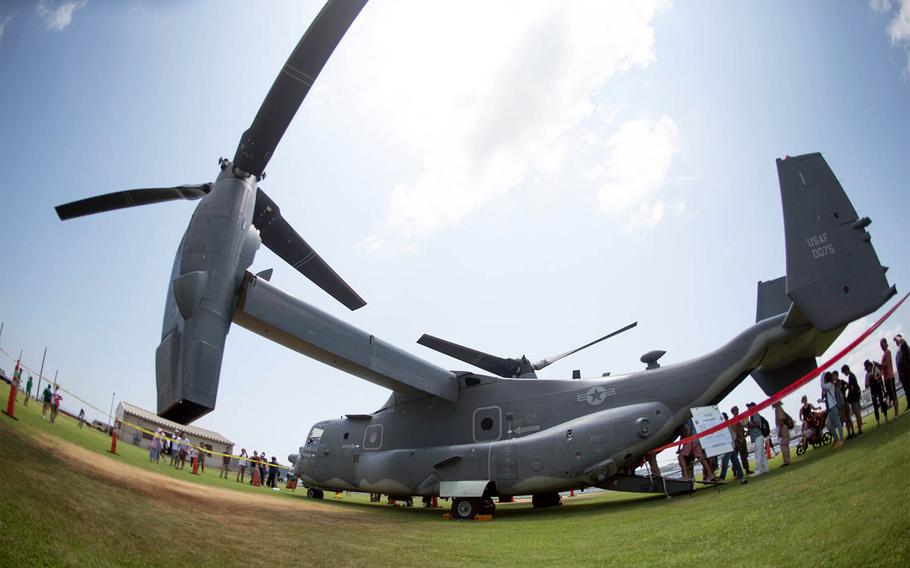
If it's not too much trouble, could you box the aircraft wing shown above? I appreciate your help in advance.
[232,273,458,401]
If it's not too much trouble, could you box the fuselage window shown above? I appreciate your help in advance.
[364,424,383,450]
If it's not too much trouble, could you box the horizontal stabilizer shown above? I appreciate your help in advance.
[234,273,457,401]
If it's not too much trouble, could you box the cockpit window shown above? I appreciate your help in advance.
[304,426,324,454]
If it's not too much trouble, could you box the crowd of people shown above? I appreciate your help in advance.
[143,430,286,489]
[10,369,69,427]
[674,334,908,484]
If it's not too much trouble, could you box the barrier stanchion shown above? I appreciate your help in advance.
[108,430,118,455]
[3,381,17,420]
[3,360,20,420]
[192,455,199,475]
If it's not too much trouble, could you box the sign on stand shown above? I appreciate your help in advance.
[690,405,733,458]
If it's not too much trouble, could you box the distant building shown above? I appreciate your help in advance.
[115,401,233,469]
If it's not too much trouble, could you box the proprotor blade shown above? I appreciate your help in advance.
[254,188,365,310]
[55,184,211,220]
[532,321,638,370]
[233,0,368,177]
[417,334,520,377]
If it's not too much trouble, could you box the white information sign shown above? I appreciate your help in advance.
[690,405,733,458]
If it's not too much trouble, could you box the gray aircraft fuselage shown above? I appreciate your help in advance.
[294,315,828,497]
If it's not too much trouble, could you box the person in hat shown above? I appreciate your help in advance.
[772,401,792,466]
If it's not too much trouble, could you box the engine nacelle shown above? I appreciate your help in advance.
[156,166,260,424]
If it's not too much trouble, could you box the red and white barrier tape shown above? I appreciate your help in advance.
[650,291,908,455]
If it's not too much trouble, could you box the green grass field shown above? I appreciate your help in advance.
[1,381,908,567]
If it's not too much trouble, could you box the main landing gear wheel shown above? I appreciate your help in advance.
[451,498,495,520]
[306,488,324,499]
[531,492,562,508]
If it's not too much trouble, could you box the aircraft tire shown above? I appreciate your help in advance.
[451,498,479,520]
[306,488,324,499]
[531,492,561,508]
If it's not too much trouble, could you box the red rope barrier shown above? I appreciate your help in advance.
[650,291,908,455]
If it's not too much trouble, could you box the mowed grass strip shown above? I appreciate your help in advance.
[1,381,908,567]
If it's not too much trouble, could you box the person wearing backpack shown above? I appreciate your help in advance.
[822,371,845,448]
[746,402,769,476]
[773,401,793,466]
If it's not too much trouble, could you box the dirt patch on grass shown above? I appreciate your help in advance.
[29,431,370,526]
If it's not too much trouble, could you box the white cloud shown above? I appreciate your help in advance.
[594,115,679,221]
[890,0,910,43]
[356,0,670,238]
[356,234,384,252]
[626,200,666,229]
[871,0,893,14]
[36,0,86,32]
[872,0,910,76]
[0,13,13,38]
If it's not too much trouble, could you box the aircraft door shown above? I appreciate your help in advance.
[473,406,502,442]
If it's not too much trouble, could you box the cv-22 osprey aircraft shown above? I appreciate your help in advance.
[55,1,895,519]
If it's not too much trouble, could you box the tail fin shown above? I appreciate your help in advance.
[778,153,895,331]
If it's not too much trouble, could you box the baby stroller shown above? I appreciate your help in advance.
[796,410,833,455]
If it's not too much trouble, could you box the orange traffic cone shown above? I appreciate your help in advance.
[192,455,200,475]
[108,430,118,455]
[3,362,19,420]
[251,465,262,487]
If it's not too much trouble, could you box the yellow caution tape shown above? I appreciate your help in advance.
[0,346,292,471]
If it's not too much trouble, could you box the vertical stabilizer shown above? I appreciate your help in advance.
[778,153,895,331]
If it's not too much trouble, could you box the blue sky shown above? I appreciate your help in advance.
[1,0,908,463]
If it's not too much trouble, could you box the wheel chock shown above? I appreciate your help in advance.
[474,514,493,522]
